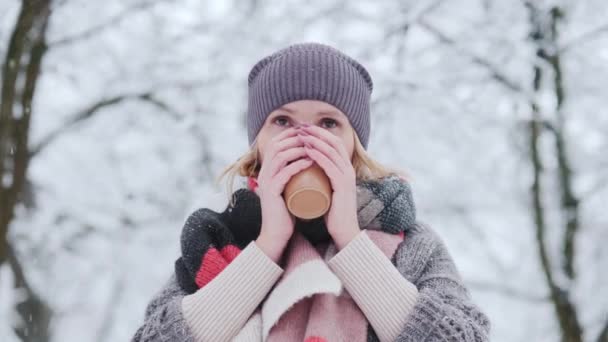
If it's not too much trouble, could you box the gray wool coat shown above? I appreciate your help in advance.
[132,175,491,341]
[131,222,491,341]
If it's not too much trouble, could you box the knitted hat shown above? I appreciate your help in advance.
[246,42,374,149]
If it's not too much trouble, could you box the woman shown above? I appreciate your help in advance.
[131,42,490,342]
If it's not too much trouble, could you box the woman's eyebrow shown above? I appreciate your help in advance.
[274,106,342,118]
[317,110,342,118]
[277,105,295,113]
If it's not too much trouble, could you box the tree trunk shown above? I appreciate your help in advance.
[525,2,583,341]
[0,0,53,340]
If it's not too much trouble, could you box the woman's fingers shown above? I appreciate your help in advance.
[302,125,350,162]
[303,146,342,186]
[269,146,308,177]
[270,126,299,143]
[273,135,304,155]
[263,130,301,164]
[273,158,314,193]
[299,133,346,172]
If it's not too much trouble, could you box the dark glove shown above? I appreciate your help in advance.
[174,188,262,294]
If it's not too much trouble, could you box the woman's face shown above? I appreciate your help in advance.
[255,100,355,164]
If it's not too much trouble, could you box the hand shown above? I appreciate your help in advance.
[297,125,361,250]
[255,127,315,262]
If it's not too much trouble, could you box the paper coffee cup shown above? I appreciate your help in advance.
[283,162,332,219]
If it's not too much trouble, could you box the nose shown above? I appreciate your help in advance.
[294,122,311,128]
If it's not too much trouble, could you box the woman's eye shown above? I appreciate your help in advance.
[273,116,290,127]
[321,118,338,129]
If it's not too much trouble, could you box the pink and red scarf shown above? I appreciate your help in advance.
[233,228,403,342]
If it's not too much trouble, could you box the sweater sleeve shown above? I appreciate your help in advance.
[392,224,491,342]
[131,240,283,342]
[181,239,284,341]
[327,230,420,342]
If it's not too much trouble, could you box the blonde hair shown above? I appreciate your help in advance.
[215,133,410,204]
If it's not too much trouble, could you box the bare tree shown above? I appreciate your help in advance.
[2,1,606,340]
[525,2,589,341]
[415,1,607,340]
[1,1,53,340]
[1,1,193,340]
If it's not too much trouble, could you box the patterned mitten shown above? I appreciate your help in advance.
[174,188,262,294]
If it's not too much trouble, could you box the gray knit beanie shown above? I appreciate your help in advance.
[246,42,373,149]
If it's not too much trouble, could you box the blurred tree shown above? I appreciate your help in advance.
[1,1,53,341]
[1,1,607,341]
[525,2,583,341]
